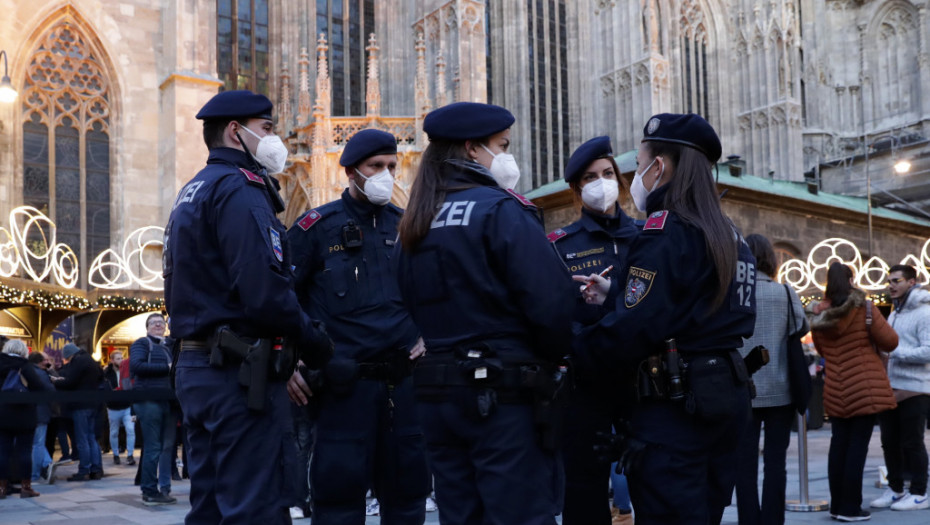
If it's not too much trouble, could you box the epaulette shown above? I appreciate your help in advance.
[643,210,669,231]
[547,229,568,243]
[505,188,537,209]
[296,209,324,231]
[240,168,265,187]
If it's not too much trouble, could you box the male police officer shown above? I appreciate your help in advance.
[164,90,330,524]
[286,128,429,525]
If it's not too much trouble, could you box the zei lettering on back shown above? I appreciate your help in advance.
[173,181,205,209]
[431,201,476,229]
[731,260,756,312]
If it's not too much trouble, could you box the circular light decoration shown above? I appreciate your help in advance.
[899,254,930,286]
[806,238,863,291]
[777,258,811,291]
[1,206,79,288]
[857,256,890,291]
[88,226,164,291]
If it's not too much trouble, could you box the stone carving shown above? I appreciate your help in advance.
[365,33,381,117]
[595,0,616,15]
[297,47,311,124]
[436,53,448,106]
[642,0,661,53]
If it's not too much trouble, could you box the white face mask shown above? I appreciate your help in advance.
[480,144,521,190]
[240,125,289,174]
[581,177,620,213]
[630,158,662,212]
[354,168,394,206]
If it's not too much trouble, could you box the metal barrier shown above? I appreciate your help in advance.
[786,412,830,512]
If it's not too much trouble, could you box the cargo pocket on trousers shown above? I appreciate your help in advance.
[310,435,367,505]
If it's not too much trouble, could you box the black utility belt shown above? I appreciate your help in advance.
[413,362,558,402]
[357,361,413,382]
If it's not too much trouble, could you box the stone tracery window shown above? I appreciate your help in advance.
[21,20,111,286]
[871,6,919,123]
[679,0,710,118]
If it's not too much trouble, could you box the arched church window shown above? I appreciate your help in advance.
[316,0,375,116]
[217,0,269,94]
[679,0,710,118]
[871,5,919,123]
[21,20,111,287]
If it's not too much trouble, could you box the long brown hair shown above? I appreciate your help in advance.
[644,141,736,310]
[398,139,472,249]
[825,262,854,307]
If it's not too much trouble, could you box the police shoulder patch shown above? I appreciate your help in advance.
[625,266,656,308]
[269,227,284,262]
[643,210,669,231]
[240,168,266,186]
[505,188,537,208]
[547,229,567,243]
[296,209,323,231]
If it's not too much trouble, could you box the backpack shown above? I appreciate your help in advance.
[2,368,28,393]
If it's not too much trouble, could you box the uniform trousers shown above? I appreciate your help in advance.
[419,392,561,525]
[561,385,617,525]
[310,376,428,525]
[879,394,930,496]
[628,384,750,525]
[176,350,293,525]
[827,414,876,516]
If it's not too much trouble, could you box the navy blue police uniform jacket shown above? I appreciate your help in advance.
[163,147,317,343]
[395,160,574,362]
[287,189,419,361]
[575,184,757,370]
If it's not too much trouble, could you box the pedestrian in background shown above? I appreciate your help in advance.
[548,135,637,525]
[26,351,57,484]
[871,264,930,511]
[104,349,136,467]
[396,102,574,525]
[54,343,104,482]
[735,234,808,525]
[808,262,898,522]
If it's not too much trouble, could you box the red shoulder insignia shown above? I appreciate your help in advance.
[547,229,567,243]
[643,210,669,231]
[505,188,536,208]
[240,168,265,186]
[297,210,323,231]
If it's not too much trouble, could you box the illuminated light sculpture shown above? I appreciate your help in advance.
[89,226,164,291]
[0,206,79,288]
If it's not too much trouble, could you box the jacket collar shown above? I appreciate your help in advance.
[579,205,637,237]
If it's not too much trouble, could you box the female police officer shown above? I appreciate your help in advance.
[576,114,756,525]
[395,102,574,525]
[548,136,638,525]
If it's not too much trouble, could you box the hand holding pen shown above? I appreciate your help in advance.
[571,265,613,306]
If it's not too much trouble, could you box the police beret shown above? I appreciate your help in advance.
[195,90,274,121]
[564,136,614,183]
[641,113,722,163]
[339,128,398,167]
[423,102,515,141]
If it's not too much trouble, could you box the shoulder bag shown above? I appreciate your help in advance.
[784,284,812,415]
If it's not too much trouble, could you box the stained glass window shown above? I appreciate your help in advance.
[216,0,269,94]
[21,20,111,286]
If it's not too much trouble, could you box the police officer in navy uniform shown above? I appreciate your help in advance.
[575,114,756,525]
[394,102,574,525]
[285,128,429,525]
[549,136,638,525]
[164,90,330,524]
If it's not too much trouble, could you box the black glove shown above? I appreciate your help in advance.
[593,422,649,476]
[302,320,334,369]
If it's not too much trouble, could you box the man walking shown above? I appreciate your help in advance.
[104,350,135,467]
[55,343,104,482]
[871,264,930,511]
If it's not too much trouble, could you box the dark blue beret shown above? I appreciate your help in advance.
[339,129,398,167]
[564,136,614,183]
[423,102,515,141]
[196,90,274,121]
[641,113,722,163]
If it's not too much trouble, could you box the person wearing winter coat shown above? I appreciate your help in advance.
[54,343,105,481]
[0,339,54,498]
[870,264,930,511]
[808,262,898,522]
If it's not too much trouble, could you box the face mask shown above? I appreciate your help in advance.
[480,144,521,190]
[581,177,620,213]
[630,158,662,212]
[354,168,394,206]
[240,125,289,174]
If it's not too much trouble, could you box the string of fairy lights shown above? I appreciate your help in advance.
[0,282,164,312]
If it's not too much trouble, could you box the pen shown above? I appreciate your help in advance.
[580,265,614,293]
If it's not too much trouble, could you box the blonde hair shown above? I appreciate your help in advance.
[2,338,28,358]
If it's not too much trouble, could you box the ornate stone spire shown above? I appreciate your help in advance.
[314,34,331,118]
[414,31,430,117]
[435,52,448,107]
[365,33,381,117]
[297,47,311,124]
[279,61,292,132]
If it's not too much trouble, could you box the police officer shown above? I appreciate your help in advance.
[163,90,330,524]
[549,136,638,525]
[576,114,756,525]
[394,102,574,525]
[285,128,429,525]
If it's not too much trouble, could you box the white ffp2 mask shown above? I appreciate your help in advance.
[480,144,521,190]
[240,125,289,174]
[354,168,394,206]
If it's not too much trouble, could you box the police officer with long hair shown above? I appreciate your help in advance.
[548,136,638,525]
[577,114,756,525]
[395,102,574,525]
